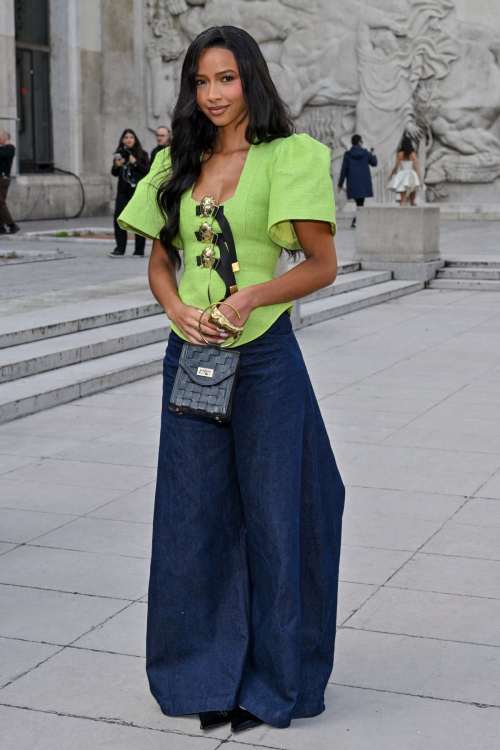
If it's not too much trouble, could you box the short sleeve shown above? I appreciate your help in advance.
[268,134,336,250]
[117,147,179,245]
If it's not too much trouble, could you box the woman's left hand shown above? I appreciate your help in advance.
[129,155,137,165]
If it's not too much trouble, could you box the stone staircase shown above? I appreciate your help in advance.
[0,262,423,423]
[428,260,500,291]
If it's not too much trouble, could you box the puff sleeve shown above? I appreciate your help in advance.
[268,134,336,250]
[118,147,180,245]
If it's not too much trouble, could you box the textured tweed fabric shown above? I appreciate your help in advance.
[118,134,336,346]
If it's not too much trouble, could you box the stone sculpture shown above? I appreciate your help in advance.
[143,0,500,204]
[357,1,459,167]
[423,19,500,187]
[145,0,185,130]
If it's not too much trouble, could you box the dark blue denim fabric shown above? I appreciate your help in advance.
[147,313,345,728]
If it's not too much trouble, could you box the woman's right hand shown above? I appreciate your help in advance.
[168,302,229,345]
[114,158,124,167]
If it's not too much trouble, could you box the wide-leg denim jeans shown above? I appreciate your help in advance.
[147,313,345,728]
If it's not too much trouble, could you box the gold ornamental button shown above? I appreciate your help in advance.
[199,222,213,243]
[200,195,216,217]
[201,245,216,268]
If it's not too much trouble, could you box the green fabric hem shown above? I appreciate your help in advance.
[268,220,337,250]
[117,219,157,241]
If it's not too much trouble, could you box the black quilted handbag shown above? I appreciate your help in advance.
[169,342,241,423]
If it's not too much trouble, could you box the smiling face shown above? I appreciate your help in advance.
[195,47,247,129]
[122,132,136,149]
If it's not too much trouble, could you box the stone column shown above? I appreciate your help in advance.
[50,0,82,174]
[0,1,18,174]
[101,0,137,159]
[354,205,444,281]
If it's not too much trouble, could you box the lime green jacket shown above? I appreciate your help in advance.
[118,133,336,346]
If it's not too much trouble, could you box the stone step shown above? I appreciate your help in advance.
[444,260,500,269]
[428,278,500,291]
[0,261,416,423]
[336,261,361,275]
[434,203,500,220]
[0,263,360,351]
[0,315,170,383]
[0,271,385,383]
[299,280,424,327]
[437,267,500,280]
[304,270,391,303]
[0,340,168,424]
[0,295,162,349]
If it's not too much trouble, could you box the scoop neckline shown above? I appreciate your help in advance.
[190,143,255,206]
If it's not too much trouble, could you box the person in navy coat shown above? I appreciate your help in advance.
[338,135,378,227]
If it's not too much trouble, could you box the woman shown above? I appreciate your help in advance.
[338,134,377,228]
[118,26,345,732]
[109,129,150,257]
[387,135,423,206]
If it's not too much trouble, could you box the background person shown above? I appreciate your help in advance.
[0,131,20,235]
[150,125,170,164]
[388,135,423,206]
[109,129,150,257]
[338,134,377,228]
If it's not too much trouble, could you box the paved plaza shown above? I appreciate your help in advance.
[0,218,500,748]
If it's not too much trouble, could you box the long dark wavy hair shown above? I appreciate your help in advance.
[400,135,415,159]
[157,26,294,268]
[114,129,146,161]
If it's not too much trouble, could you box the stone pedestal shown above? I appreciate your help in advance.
[9,174,112,221]
[355,205,444,281]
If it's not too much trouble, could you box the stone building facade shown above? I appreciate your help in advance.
[1,0,500,220]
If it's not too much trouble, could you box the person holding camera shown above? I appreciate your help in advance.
[109,129,150,257]
[338,134,377,228]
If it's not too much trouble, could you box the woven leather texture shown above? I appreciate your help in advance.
[169,343,241,422]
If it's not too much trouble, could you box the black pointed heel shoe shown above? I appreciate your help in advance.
[199,709,233,729]
[231,706,264,732]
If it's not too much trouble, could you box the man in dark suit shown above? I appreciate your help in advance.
[0,131,20,235]
[338,134,377,228]
[150,126,170,164]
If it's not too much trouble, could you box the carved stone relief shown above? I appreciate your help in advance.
[143,0,500,200]
[145,0,185,131]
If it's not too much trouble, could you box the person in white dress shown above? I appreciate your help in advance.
[387,136,423,206]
